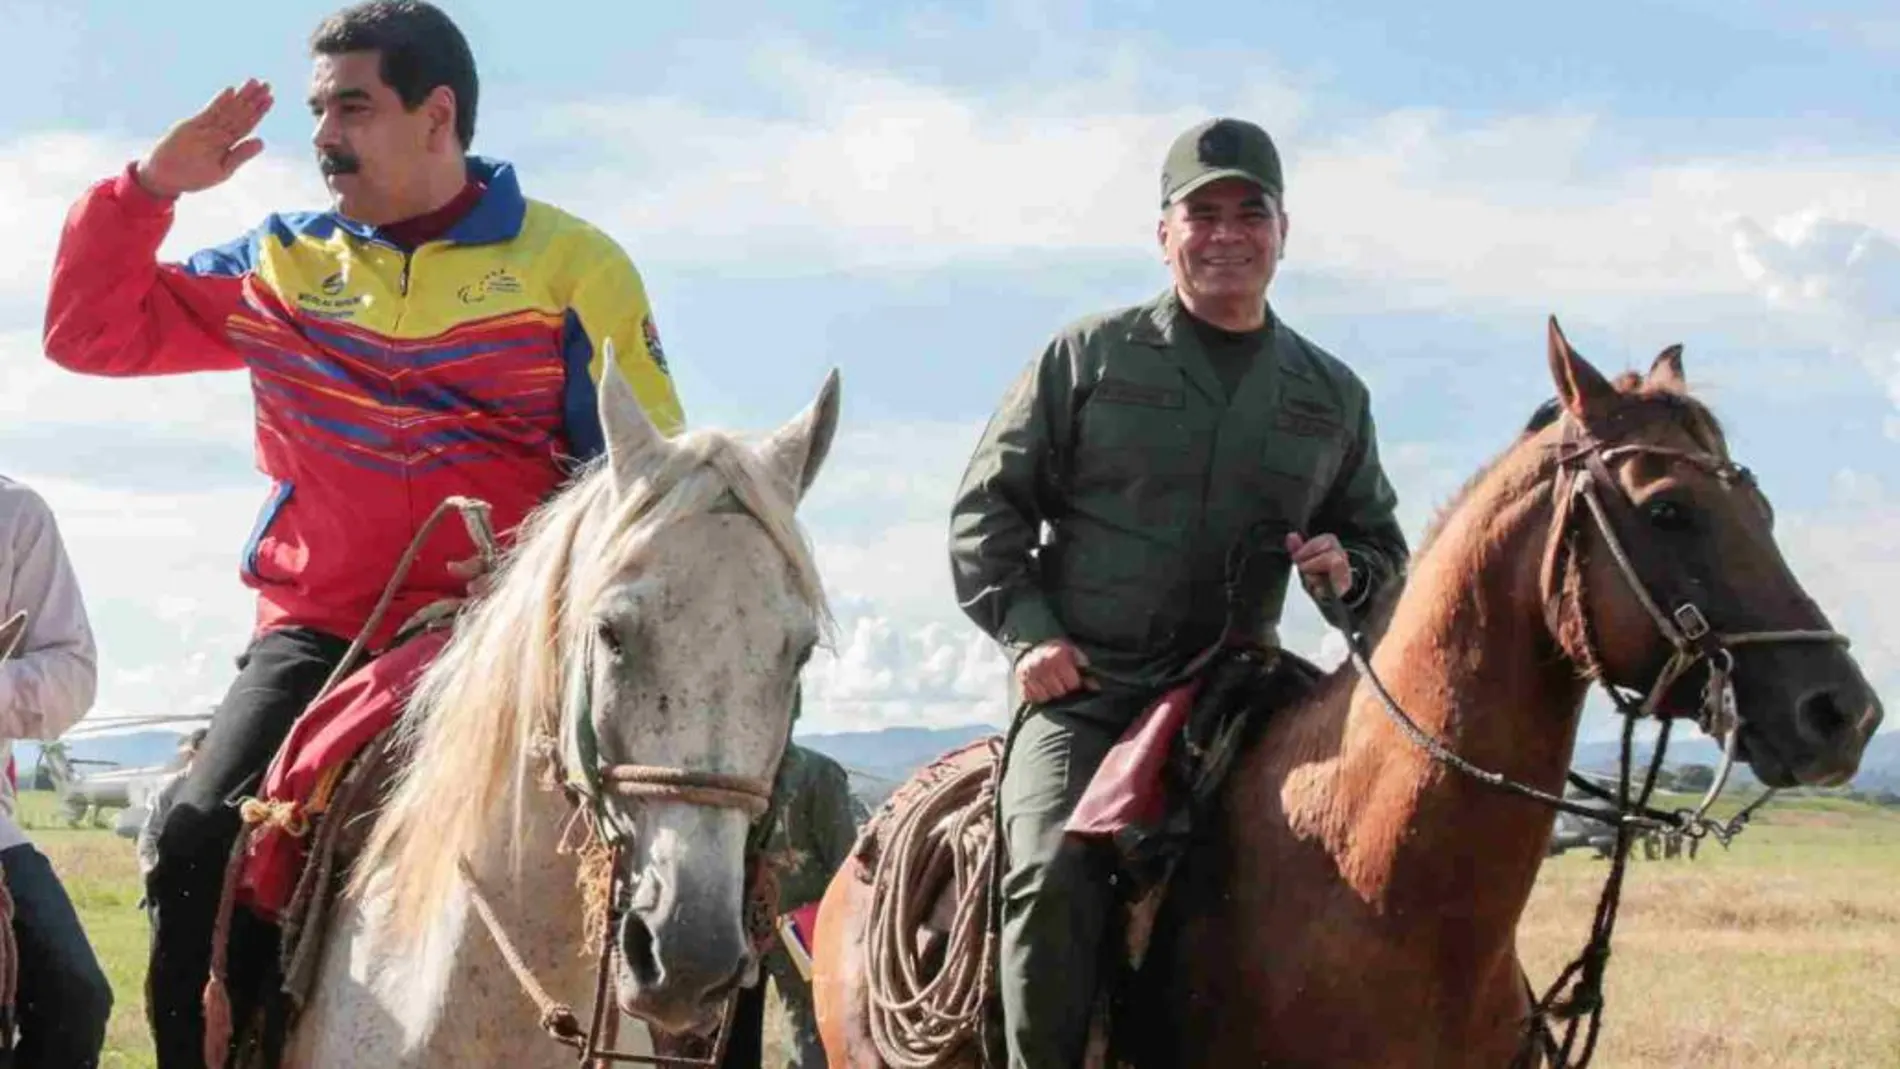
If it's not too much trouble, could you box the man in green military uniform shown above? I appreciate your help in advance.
[761,742,863,1067]
[948,117,1408,1068]
[718,739,864,1069]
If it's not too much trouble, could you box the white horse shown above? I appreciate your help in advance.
[283,353,841,1068]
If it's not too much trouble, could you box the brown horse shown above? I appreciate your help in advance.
[812,321,1883,1068]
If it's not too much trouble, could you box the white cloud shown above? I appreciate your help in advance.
[0,328,255,442]
[801,418,981,628]
[1811,12,1900,53]
[0,132,327,733]
[4,44,1896,741]
[801,614,1010,734]
[794,418,1007,732]
[1777,471,1900,702]
[0,131,325,309]
[520,48,1900,315]
[1731,213,1900,430]
[24,475,265,732]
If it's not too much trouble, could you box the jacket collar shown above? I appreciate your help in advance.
[328,155,526,247]
[1128,288,1281,402]
[1128,288,1185,347]
[1127,288,1276,347]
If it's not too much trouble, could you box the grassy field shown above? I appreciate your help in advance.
[1519,795,1900,1068]
[12,790,155,1068]
[15,789,1900,1068]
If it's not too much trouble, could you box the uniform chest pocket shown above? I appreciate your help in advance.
[1259,401,1349,524]
[1073,377,1194,483]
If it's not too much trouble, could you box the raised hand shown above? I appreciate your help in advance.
[135,78,275,199]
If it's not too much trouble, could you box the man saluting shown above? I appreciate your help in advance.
[41,4,685,1066]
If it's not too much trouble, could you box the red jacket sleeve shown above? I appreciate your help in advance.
[42,163,253,377]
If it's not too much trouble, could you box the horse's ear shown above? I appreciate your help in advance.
[1547,316,1616,419]
[598,339,669,492]
[1648,344,1688,392]
[0,611,26,661]
[757,369,842,505]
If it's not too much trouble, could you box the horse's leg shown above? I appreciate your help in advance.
[814,865,883,1068]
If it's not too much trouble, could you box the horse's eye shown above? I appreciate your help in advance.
[1645,499,1693,532]
[595,619,625,659]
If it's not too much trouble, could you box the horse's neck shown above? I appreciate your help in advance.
[453,786,597,1034]
[1277,477,1589,937]
[357,779,596,1065]
[1162,468,1594,1061]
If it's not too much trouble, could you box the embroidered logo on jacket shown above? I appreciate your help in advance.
[457,269,525,304]
[297,271,365,319]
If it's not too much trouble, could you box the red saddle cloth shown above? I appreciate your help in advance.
[234,629,450,921]
[1064,678,1204,838]
[778,901,821,980]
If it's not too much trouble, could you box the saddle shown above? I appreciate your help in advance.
[851,645,1321,1068]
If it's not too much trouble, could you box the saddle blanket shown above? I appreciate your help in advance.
[234,630,450,920]
[1064,678,1203,839]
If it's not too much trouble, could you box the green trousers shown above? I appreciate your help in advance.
[762,948,824,1068]
[996,691,1146,1069]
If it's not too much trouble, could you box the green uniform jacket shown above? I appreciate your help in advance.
[949,289,1408,686]
[766,743,862,912]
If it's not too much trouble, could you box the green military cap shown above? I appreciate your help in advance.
[1160,117,1284,207]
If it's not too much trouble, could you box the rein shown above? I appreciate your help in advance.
[458,764,777,1067]
[455,493,787,1067]
[1311,413,1846,1069]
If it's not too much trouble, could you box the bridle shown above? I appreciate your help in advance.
[459,725,780,1069]
[1537,413,1848,819]
[460,495,793,1068]
[1318,409,1849,1069]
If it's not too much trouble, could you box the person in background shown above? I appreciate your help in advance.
[718,733,862,1069]
[0,473,114,1067]
[138,727,209,882]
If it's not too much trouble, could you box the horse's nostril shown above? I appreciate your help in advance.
[620,913,660,988]
[1797,688,1850,743]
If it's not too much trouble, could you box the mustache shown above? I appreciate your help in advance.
[318,151,361,176]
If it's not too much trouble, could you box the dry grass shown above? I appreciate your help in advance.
[12,791,155,1068]
[1519,799,1900,1068]
[13,790,1899,1068]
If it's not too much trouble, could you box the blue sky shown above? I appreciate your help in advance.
[3,1,1895,748]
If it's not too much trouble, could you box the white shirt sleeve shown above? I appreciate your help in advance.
[0,481,99,739]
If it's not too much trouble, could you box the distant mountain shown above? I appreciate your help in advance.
[1572,731,1899,792]
[797,723,1001,779]
[796,722,1003,808]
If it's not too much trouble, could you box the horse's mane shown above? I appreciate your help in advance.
[354,429,830,950]
[1281,371,1729,716]
[1412,372,1726,560]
